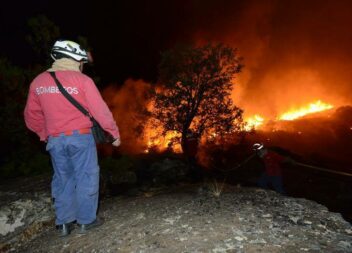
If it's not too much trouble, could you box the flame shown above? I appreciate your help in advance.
[244,100,334,131]
[144,127,182,153]
[143,99,334,151]
[278,100,333,121]
[244,114,264,131]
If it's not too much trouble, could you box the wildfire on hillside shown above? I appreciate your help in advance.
[278,100,334,121]
[103,79,343,155]
[244,100,334,132]
[141,100,335,153]
[139,98,337,153]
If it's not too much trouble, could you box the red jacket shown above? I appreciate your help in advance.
[24,71,120,141]
[262,151,285,176]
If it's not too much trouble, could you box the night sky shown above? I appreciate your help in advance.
[1,0,352,116]
[1,0,198,83]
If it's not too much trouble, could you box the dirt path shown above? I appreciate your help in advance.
[10,184,352,253]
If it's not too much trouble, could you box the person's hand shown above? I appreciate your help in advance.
[112,137,121,147]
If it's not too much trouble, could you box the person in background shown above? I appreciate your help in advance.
[24,40,121,236]
[253,143,293,195]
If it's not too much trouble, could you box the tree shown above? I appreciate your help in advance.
[26,15,61,66]
[0,57,51,178]
[152,43,244,152]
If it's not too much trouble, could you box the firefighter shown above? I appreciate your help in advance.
[24,40,121,236]
[253,143,292,194]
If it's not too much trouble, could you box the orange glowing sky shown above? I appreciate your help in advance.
[191,1,352,120]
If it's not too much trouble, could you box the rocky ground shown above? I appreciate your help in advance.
[1,177,351,253]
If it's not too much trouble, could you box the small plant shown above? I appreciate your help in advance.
[209,179,226,197]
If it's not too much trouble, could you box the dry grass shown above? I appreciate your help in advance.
[209,179,226,197]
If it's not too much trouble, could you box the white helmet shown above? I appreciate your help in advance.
[253,143,264,151]
[51,40,88,62]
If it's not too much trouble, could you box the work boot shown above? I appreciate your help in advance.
[77,218,104,234]
[57,222,74,237]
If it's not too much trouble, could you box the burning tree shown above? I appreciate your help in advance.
[152,43,244,152]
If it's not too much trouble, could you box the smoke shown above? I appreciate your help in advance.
[91,0,352,117]
[189,0,352,118]
[93,0,352,159]
[101,79,152,154]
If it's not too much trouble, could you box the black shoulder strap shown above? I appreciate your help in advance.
[48,71,92,119]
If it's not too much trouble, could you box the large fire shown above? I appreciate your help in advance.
[278,100,334,121]
[143,100,334,153]
[106,80,336,154]
[243,100,334,131]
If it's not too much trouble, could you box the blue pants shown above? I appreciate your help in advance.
[46,131,99,225]
[257,172,285,195]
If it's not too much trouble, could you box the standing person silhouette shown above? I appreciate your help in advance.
[253,143,288,194]
[24,40,121,236]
